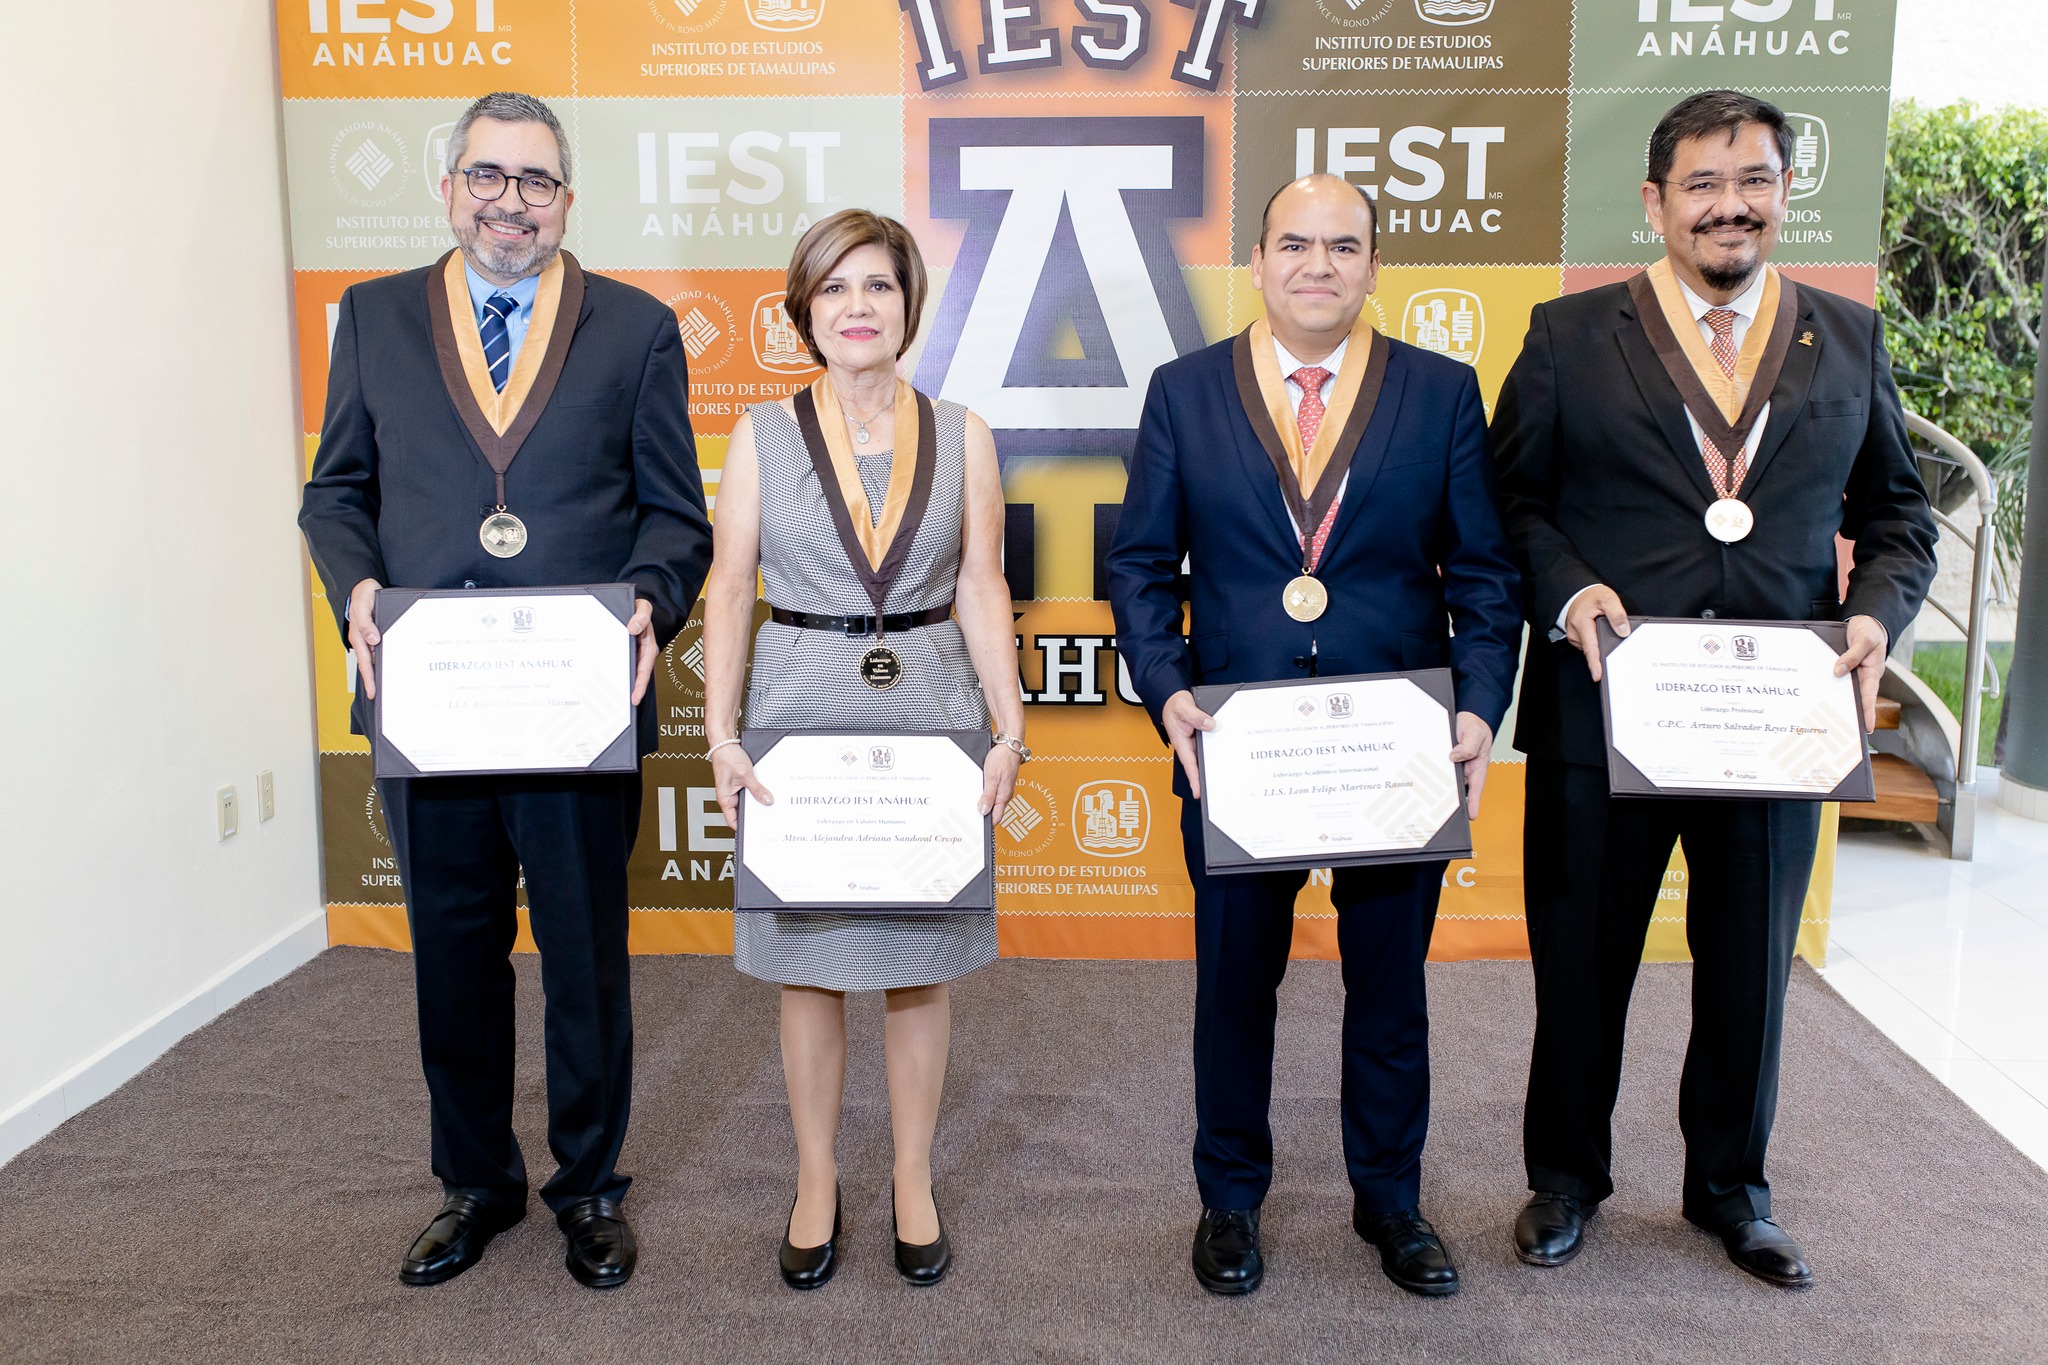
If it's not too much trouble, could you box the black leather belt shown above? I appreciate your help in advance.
[769,603,953,637]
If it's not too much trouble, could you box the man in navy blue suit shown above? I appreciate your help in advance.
[1108,174,1521,1298]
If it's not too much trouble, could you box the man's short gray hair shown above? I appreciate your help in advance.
[446,91,573,186]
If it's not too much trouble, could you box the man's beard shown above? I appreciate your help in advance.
[1693,211,1766,292]
[455,208,558,279]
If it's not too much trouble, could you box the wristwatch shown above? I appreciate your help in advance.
[992,731,1032,762]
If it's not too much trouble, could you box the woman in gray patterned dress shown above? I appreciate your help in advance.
[701,211,1025,1290]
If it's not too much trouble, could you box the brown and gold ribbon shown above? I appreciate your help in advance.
[790,376,936,623]
[1627,259,1798,491]
[425,248,582,508]
[1232,313,1388,567]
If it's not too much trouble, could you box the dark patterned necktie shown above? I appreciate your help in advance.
[480,291,519,392]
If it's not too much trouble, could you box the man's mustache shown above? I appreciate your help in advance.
[475,208,539,233]
[1693,212,1765,234]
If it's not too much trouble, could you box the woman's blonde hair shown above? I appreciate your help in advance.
[781,209,929,367]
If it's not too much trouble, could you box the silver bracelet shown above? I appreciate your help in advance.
[992,732,1032,762]
[706,737,744,759]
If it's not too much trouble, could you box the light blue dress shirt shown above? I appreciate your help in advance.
[463,262,540,371]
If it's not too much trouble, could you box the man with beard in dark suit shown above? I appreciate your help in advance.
[300,92,711,1291]
[1490,90,1935,1288]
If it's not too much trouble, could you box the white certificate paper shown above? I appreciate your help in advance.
[1198,677,1462,865]
[1603,621,1865,796]
[377,592,632,775]
[739,735,988,906]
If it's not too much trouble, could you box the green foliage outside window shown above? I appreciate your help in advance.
[1882,101,2045,578]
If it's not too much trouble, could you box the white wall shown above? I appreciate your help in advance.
[0,2,324,1158]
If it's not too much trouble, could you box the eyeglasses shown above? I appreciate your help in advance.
[1660,171,1784,204]
[456,166,565,208]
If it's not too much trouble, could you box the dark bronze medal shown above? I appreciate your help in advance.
[859,645,903,690]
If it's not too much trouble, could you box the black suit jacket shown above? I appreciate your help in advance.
[1489,278,1937,766]
[299,254,712,752]
[1108,334,1524,797]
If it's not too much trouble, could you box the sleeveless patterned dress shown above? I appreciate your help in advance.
[732,395,999,991]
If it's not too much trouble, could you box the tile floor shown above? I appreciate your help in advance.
[1824,779,2048,1169]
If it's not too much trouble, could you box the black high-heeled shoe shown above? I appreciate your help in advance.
[779,1185,841,1290]
[893,1190,951,1287]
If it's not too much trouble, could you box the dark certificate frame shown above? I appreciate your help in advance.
[1192,669,1473,875]
[733,729,996,914]
[372,583,639,781]
[1596,616,1876,803]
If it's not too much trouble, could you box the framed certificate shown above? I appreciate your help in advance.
[1596,617,1875,802]
[733,730,995,914]
[371,584,639,780]
[1192,670,1472,875]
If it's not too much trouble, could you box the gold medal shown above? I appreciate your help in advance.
[859,645,903,690]
[1704,498,1754,544]
[479,511,528,558]
[1283,574,1328,622]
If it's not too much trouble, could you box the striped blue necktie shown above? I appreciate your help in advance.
[480,291,518,391]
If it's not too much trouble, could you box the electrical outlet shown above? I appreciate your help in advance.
[217,786,238,841]
[258,770,276,822]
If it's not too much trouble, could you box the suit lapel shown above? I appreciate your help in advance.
[1736,293,1821,498]
[1311,351,1408,566]
[1615,298,1721,506]
[1224,345,1309,554]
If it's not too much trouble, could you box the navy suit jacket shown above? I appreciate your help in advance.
[299,254,713,753]
[1107,332,1523,795]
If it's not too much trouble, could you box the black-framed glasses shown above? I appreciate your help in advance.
[1660,170,1784,204]
[456,165,565,208]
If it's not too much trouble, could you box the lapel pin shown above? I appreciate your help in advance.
[1798,331,1815,346]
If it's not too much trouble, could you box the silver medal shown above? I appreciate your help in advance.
[479,511,528,558]
[1704,498,1753,544]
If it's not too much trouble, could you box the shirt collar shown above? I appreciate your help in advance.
[464,260,540,319]
[1272,334,1348,384]
[1675,266,1768,324]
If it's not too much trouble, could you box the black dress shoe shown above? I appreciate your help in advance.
[399,1193,525,1287]
[780,1187,842,1290]
[893,1195,952,1287]
[1191,1207,1263,1296]
[1514,1192,1592,1267]
[1353,1204,1460,1297]
[557,1197,637,1290]
[1715,1217,1814,1288]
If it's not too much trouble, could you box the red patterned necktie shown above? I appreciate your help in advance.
[1700,308,1742,495]
[1291,366,1342,568]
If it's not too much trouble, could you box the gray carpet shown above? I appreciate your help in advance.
[3,949,2045,1364]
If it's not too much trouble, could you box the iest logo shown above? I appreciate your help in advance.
[422,121,455,204]
[665,289,739,376]
[650,0,731,35]
[1403,289,1484,366]
[1416,0,1494,23]
[1699,634,1725,657]
[752,292,817,373]
[1297,699,1318,717]
[512,607,534,633]
[868,746,895,771]
[480,611,500,629]
[663,619,708,697]
[327,121,412,209]
[997,778,1059,857]
[363,785,390,848]
[839,748,860,766]
[1316,0,1397,27]
[1074,780,1148,858]
[1733,634,1758,662]
[747,0,824,32]
[1784,112,1829,201]
[1326,692,1354,719]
